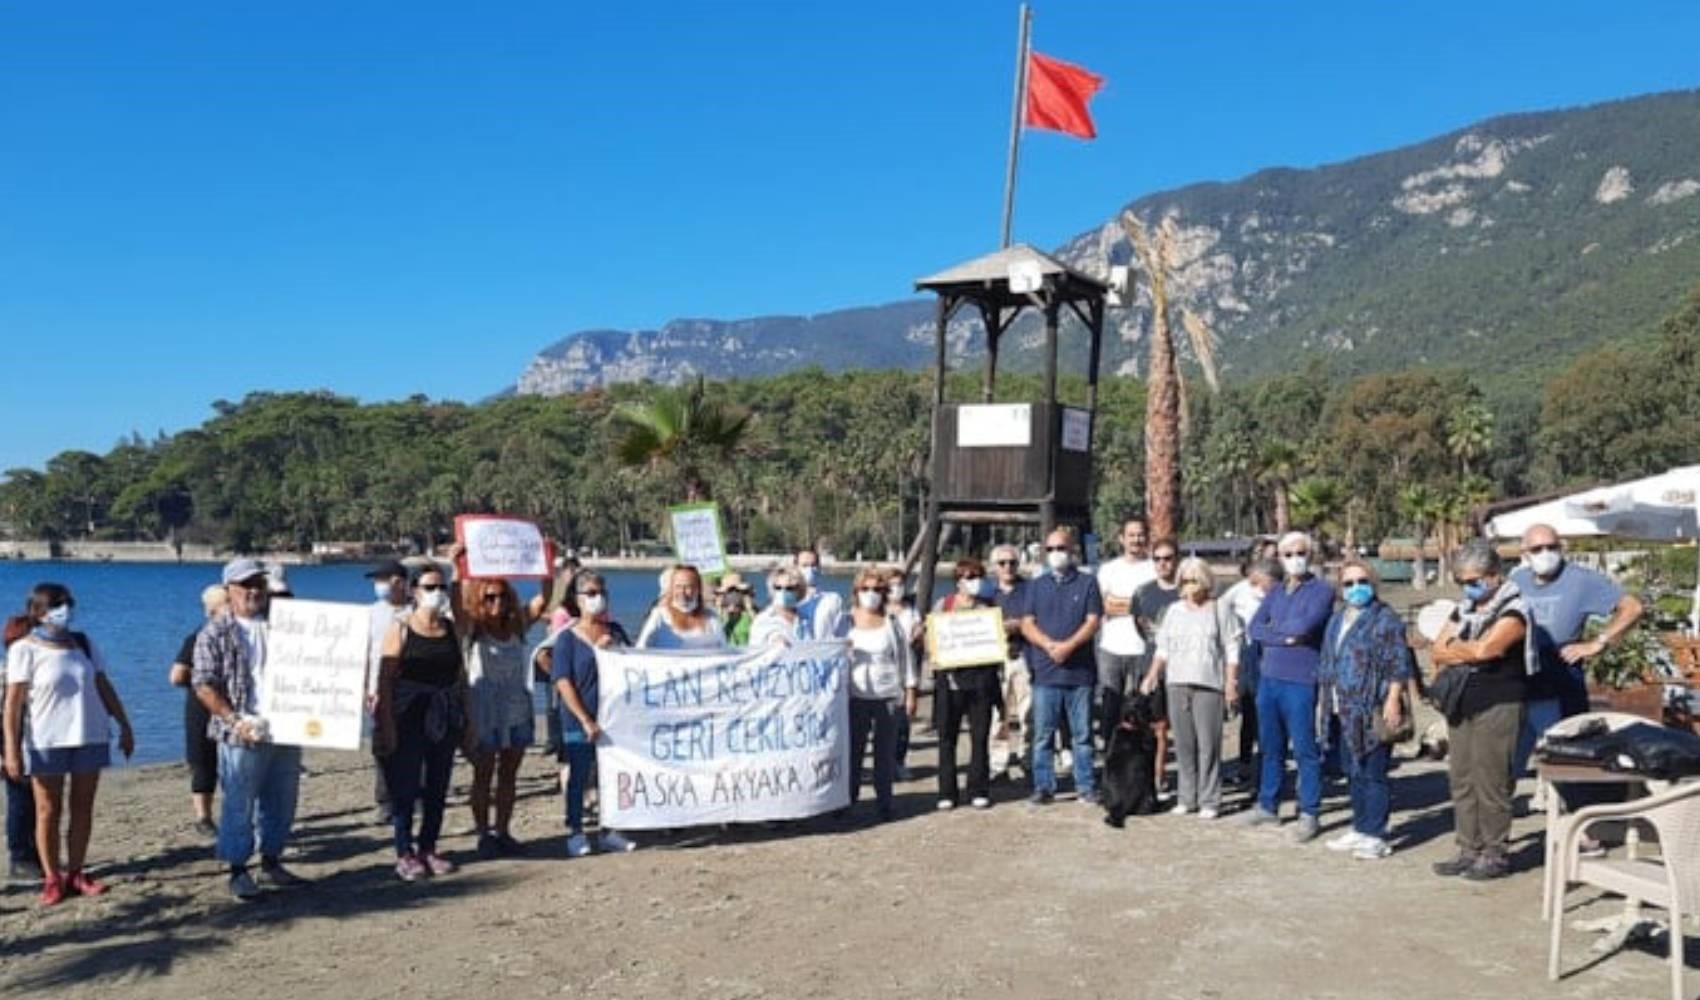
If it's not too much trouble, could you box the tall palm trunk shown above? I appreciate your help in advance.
[1123,214,1181,539]
[1271,481,1290,535]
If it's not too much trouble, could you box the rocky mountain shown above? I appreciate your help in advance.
[516,88,1700,396]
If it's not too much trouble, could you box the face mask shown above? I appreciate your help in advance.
[958,577,985,598]
[799,566,818,587]
[1046,550,1073,573]
[41,604,72,630]
[579,594,608,617]
[1342,582,1374,608]
[1281,555,1309,578]
[857,590,884,611]
[1462,580,1492,604]
[775,589,799,610]
[887,583,905,602]
[417,589,449,613]
[672,596,699,615]
[1528,549,1562,577]
[373,582,393,601]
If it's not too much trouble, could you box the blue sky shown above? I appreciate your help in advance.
[3,1,1698,472]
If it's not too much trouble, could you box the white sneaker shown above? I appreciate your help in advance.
[1352,837,1393,860]
[598,830,637,853]
[565,833,592,858]
[970,796,992,810]
[1170,803,1191,816]
[1326,831,1370,852]
[936,799,956,811]
[1198,807,1218,820]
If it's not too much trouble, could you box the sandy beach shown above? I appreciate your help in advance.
[0,693,1683,1000]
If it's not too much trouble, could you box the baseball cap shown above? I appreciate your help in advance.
[222,557,269,586]
[364,559,409,580]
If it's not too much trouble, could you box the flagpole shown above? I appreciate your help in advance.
[999,3,1032,249]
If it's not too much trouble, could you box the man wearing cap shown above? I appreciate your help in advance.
[716,572,756,647]
[364,559,411,823]
[193,558,309,901]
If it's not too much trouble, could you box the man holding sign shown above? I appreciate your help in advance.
[192,558,309,902]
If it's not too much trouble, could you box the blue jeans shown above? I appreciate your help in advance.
[1031,684,1094,798]
[217,742,302,867]
[5,774,35,863]
[562,741,596,834]
[1345,743,1391,839]
[1256,678,1321,817]
[1515,697,1563,778]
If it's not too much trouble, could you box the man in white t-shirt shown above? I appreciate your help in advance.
[1095,516,1156,741]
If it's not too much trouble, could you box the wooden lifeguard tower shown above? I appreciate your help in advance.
[910,243,1110,604]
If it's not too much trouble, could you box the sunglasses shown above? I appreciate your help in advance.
[995,559,1019,567]
[1526,543,1560,554]
[481,594,508,604]
[772,585,799,593]
[1044,545,1070,553]
[1341,578,1371,587]
[857,586,886,594]
[417,583,446,593]
[578,589,605,598]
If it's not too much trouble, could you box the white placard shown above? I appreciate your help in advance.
[669,502,728,577]
[458,515,549,578]
[1061,407,1092,452]
[258,599,371,750]
[595,641,850,829]
[957,403,1032,448]
[926,608,1009,669]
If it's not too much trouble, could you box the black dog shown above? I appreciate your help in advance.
[1101,693,1159,828]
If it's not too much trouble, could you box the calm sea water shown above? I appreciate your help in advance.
[0,561,858,767]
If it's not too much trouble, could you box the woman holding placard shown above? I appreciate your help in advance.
[636,565,724,650]
[928,558,1003,811]
[550,571,637,856]
[840,567,915,822]
[457,573,552,859]
[375,566,474,882]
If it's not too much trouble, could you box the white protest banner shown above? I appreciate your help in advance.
[669,502,728,577]
[258,599,371,750]
[456,514,552,579]
[926,607,1009,669]
[595,641,850,829]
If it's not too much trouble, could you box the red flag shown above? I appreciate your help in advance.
[1024,51,1103,139]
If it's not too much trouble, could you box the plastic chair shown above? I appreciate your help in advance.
[1538,711,1653,919]
[1547,780,1700,1000]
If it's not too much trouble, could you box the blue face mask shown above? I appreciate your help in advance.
[1462,580,1491,604]
[1342,582,1374,608]
[775,589,800,610]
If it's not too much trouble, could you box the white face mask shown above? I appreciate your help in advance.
[579,593,607,617]
[672,595,700,614]
[1528,549,1562,577]
[1046,549,1073,573]
[417,589,449,613]
[856,590,884,611]
[373,582,393,602]
[42,604,72,629]
[799,565,819,587]
[887,583,905,602]
[1281,554,1309,578]
[958,577,984,599]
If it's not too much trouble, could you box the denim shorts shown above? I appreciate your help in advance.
[26,743,111,777]
[476,721,535,754]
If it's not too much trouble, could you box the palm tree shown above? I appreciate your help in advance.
[1119,214,1223,539]
[613,376,752,501]
[1256,439,1300,534]
[1398,484,1439,591]
[1446,402,1494,478]
[1287,476,1345,541]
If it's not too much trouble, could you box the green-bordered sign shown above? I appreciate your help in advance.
[668,501,728,579]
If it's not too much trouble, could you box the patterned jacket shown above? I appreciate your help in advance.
[1318,600,1414,760]
[191,611,258,746]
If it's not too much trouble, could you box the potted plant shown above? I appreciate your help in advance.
[1582,618,1678,723]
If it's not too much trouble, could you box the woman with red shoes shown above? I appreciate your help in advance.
[3,583,135,905]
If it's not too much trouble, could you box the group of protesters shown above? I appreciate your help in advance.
[0,516,1643,905]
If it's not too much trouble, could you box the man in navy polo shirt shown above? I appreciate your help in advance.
[1019,526,1104,806]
